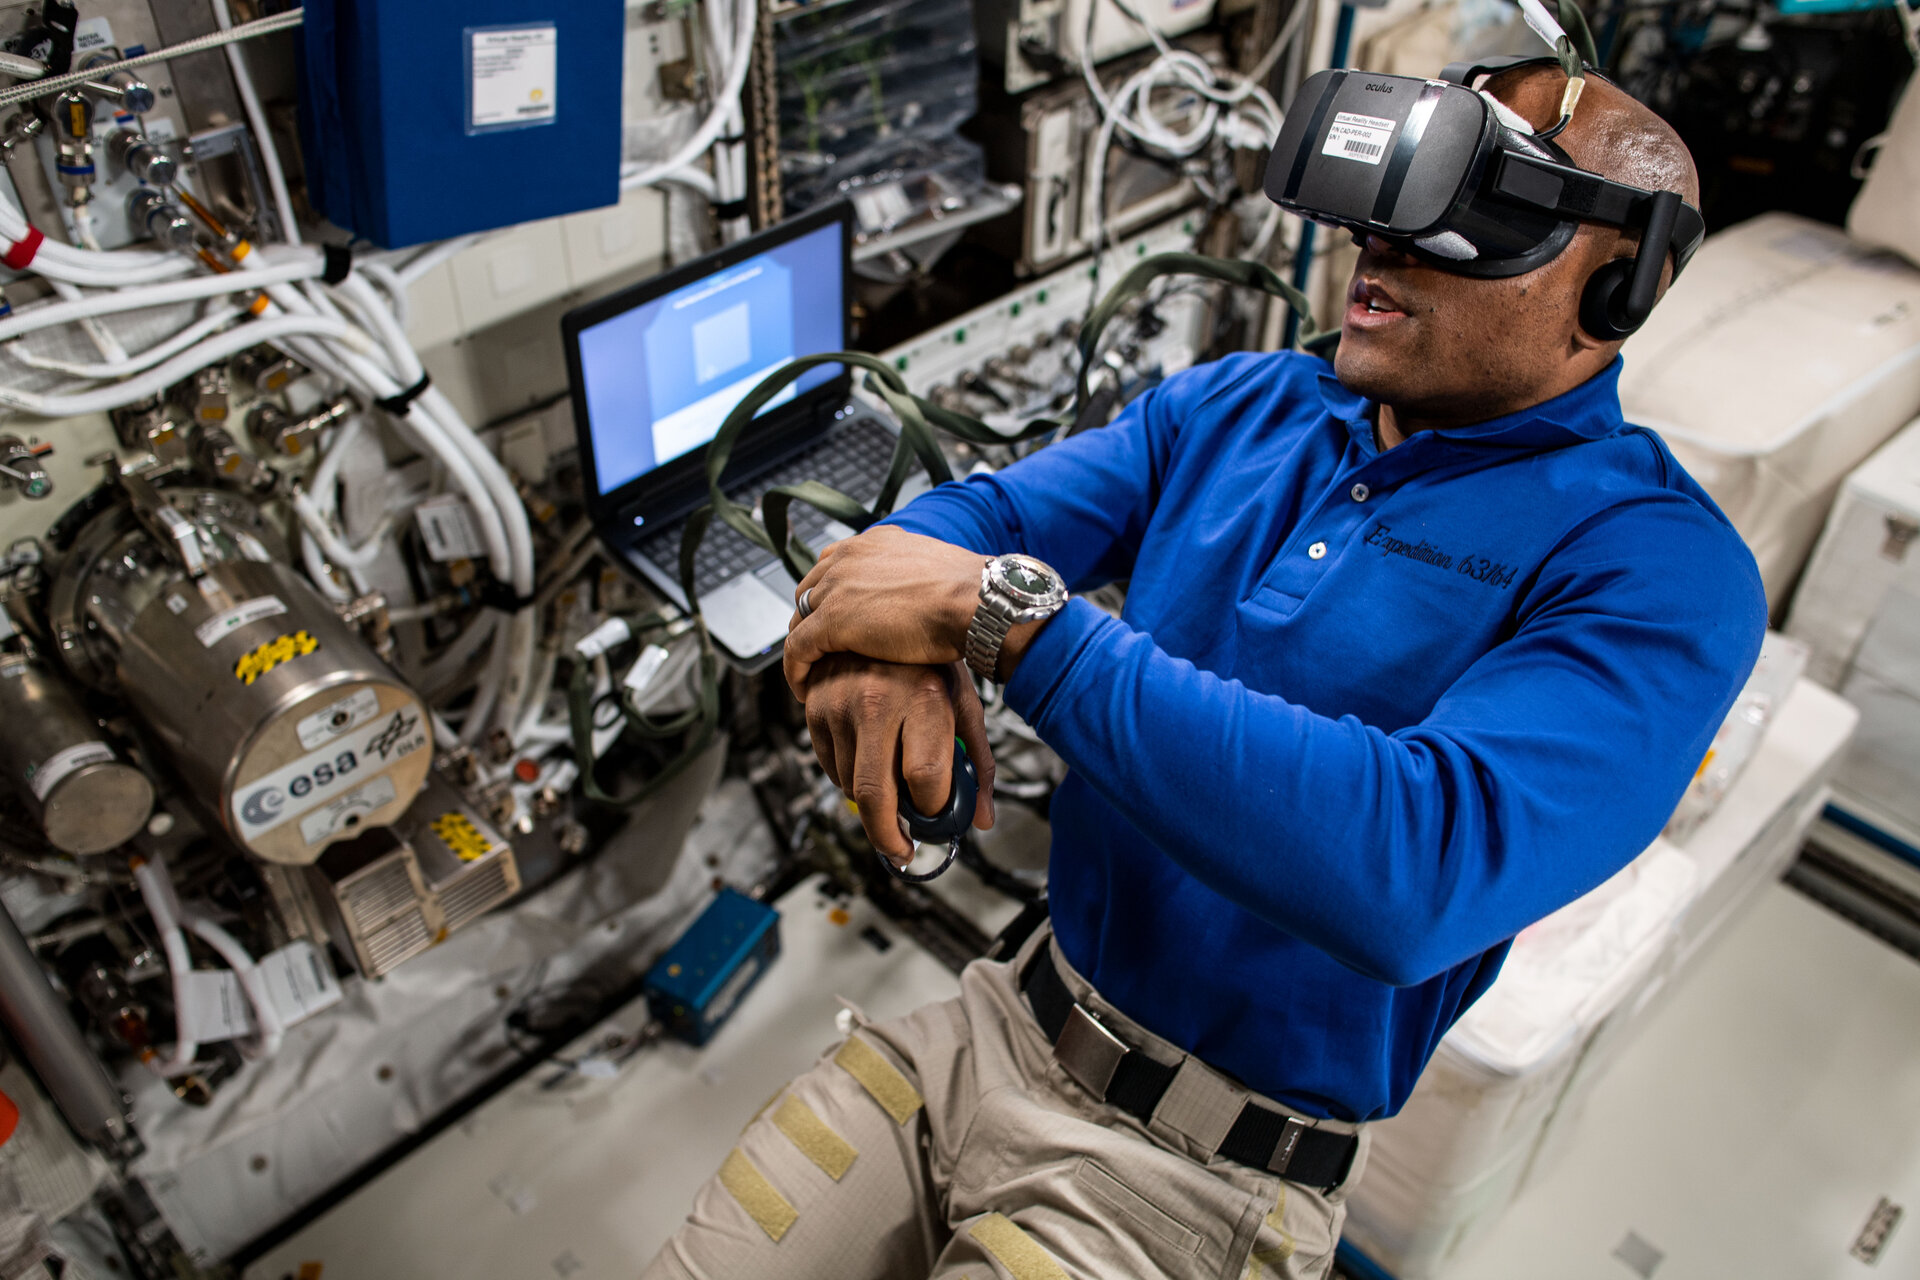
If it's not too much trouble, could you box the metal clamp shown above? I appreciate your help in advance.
[1053,1002,1129,1100]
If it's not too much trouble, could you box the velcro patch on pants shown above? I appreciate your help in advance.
[718,1147,798,1242]
[772,1095,858,1180]
[833,1036,922,1125]
[971,1212,1069,1280]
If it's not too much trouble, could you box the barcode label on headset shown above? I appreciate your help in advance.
[1322,112,1396,165]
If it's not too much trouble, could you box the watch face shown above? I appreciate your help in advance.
[1005,563,1050,594]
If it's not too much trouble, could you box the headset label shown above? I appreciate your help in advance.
[233,707,427,841]
[1323,111,1396,165]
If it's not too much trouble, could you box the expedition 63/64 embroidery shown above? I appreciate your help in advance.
[1363,524,1517,589]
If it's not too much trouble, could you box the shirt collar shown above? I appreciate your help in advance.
[1317,356,1627,455]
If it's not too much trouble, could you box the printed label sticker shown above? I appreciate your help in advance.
[1322,111,1396,165]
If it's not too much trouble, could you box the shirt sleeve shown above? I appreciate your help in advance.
[880,355,1270,587]
[1002,494,1769,987]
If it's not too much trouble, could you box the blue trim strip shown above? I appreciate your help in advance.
[1823,802,1920,871]
[1336,1240,1400,1280]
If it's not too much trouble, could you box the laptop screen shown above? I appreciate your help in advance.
[574,217,845,496]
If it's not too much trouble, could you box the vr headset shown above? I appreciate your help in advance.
[1263,56,1706,339]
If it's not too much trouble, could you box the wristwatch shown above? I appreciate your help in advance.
[964,554,1069,682]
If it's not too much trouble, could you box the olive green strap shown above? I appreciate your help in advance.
[567,616,722,809]
[680,251,1323,612]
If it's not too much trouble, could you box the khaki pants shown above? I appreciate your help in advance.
[642,925,1366,1280]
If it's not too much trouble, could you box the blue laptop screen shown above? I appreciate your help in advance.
[578,219,844,496]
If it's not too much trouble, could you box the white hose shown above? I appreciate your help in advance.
[0,313,355,416]
[620,0,755,192]
[0,257,322,343]
[396,234,483,286]
[177,909,286,1060]
[210,0,300,245]
[5,304,242,379]
[131,858,198,1077]
[48,278,129,365]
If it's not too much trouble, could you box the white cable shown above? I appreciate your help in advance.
[357,260,410,333]
[131,858,197,1077]
[177,908,285,1060]
[5,304,242,379]
[395,234,483,286]
[0,256,321,343]
[0,313,356,416]
[0,187,193,286]
[210,0,300,245]
[47,278,129,366]
[620,0,755,192]
[0,9,304,112]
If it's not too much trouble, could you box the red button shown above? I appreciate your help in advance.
[513,759,540,783]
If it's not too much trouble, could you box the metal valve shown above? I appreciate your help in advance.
[51,90,94,206]
[109,129,176,186]
[127,188,193,251]
[0,436,54,500]
[83,57,156,116]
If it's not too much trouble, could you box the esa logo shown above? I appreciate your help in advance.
[1364,82,1394,92]
[239,750,363,828]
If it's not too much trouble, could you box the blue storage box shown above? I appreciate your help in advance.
[298,0,624,248]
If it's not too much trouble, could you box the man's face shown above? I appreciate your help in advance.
[1332,224,1619,427]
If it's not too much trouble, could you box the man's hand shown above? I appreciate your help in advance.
[802,654,996,864]
[785,527,985,699]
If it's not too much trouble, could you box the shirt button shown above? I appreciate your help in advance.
[1350,483,1371,502]
[1308,541,1328,560]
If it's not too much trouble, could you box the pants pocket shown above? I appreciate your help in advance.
[1073,1157,1203,1258]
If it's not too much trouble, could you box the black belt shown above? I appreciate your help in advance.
[1021,948,1359,1191]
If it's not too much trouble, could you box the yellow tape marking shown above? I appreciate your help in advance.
[1244,1183,1295,1278]
[970,1213,1068,1280]
[717,1148,797,1243]
[296,1264,323,1280]
[233,630,318,685]
[773,1095,858,1181]
[833,1036,921,1125]
[430,811,491,861]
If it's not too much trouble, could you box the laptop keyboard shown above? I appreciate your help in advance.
[637,413,900,601]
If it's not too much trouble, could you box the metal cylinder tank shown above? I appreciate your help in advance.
[50,485,432,865]
[0,649,152,855]
[0,901,135,1157]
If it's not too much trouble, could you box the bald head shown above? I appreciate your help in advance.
[1487,65,1700,211]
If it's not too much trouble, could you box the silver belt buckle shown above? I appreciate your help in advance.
[1267,1115,1309,1176]
[1054,1002,1129,1100]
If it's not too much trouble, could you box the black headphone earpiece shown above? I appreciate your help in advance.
[1579,257,1641,342]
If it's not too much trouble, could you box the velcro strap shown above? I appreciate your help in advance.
[717,1148,797,1242]
[833,1036,922,1125]
[970,1213,1070,1280]
[1020,947,1357,1190]
[3,226,44,271]
[712,198,750,221]
[373,372,431,415]
[322,243,353,284]
[771,1095,858,1180]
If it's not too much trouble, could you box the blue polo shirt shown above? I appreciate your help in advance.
[885,351,1765,1122]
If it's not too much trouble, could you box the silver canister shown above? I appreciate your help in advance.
[0,650,152,855]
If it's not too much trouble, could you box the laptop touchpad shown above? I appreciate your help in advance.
[704,571,798,660]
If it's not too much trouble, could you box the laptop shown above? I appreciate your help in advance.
[562,202,900,670]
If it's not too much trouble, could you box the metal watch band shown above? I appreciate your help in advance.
[964,589,1016,682]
